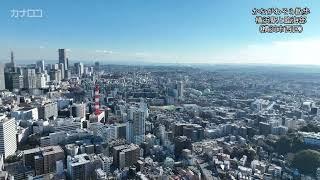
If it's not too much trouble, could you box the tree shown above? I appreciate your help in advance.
[291,149,320,176]
[300,124,320,133]
[274,134,305,155]
[230,147,256,164]
[275,136,291,154]
[243,148,257,163]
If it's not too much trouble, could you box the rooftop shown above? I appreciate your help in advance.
[69,153,91,166]
[23,146,64,155]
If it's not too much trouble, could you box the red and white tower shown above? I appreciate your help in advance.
[94,83,100,115]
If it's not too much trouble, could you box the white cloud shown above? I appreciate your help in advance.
[134,52,151,57]
[95,50,113,54]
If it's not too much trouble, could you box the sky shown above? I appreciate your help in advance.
[0,0,319,64]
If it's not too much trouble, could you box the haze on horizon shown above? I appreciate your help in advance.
[0,0,320,65]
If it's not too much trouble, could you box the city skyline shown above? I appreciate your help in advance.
[2,1,320,178]
[0,0,320,64]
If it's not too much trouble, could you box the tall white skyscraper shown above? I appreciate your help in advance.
[36,60,45,73]
[36,73,47,88]
[177,81,184,98]
[75,62,84,77]
[126,103,148,145]
[0,115,17,158]
[58,63,65,79]
[0,64,5,90]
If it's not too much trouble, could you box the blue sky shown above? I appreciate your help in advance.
[0,0,319,64]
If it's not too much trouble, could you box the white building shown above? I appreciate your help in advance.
[89,123,127,143]
[67,153,98,180]
[95,168,107,180]
[36,60,45,73]
[126,104,148,145]
[98,154,112,175]
[0,154,4,170]
[0,115,17,158]
[36,73,47,88]
[251,160,267,173]
[75,62,84,77]
[177,81,184,98]
[0,64,5,90]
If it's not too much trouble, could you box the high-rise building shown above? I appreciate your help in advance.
[36,60,45,73]
[94,62,100,72]
[38,102,58,120]
[0,154,3,171]
[67,153,101,180]
[75,62,84,77]
[259,122,272,135]
[49,69,61,82]
[84,67,89,75]
[115,123,127,139]
[52,64,59,70]
[23,68,37,89]
[67,154,88,180]
[22,146,64,176]
[4,72,23,90]
[66,58,69,70]
[174,136,191,158]
[12,73,23,90]
[58,63,65,80]
[0,64,5,90]
[177,81,184,98]
[71,103,86,118]
[4,51,16,73]
[58,49,67,70]
[98,154,112,175]
[36,73,47,88]
[112,144,140,169]
[10,51,15,68]
[126,103,148,145]
[173,123,204,142]
[64,69,71,80]
[0,115,17,158]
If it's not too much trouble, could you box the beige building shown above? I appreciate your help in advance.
[23,146,64,176]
